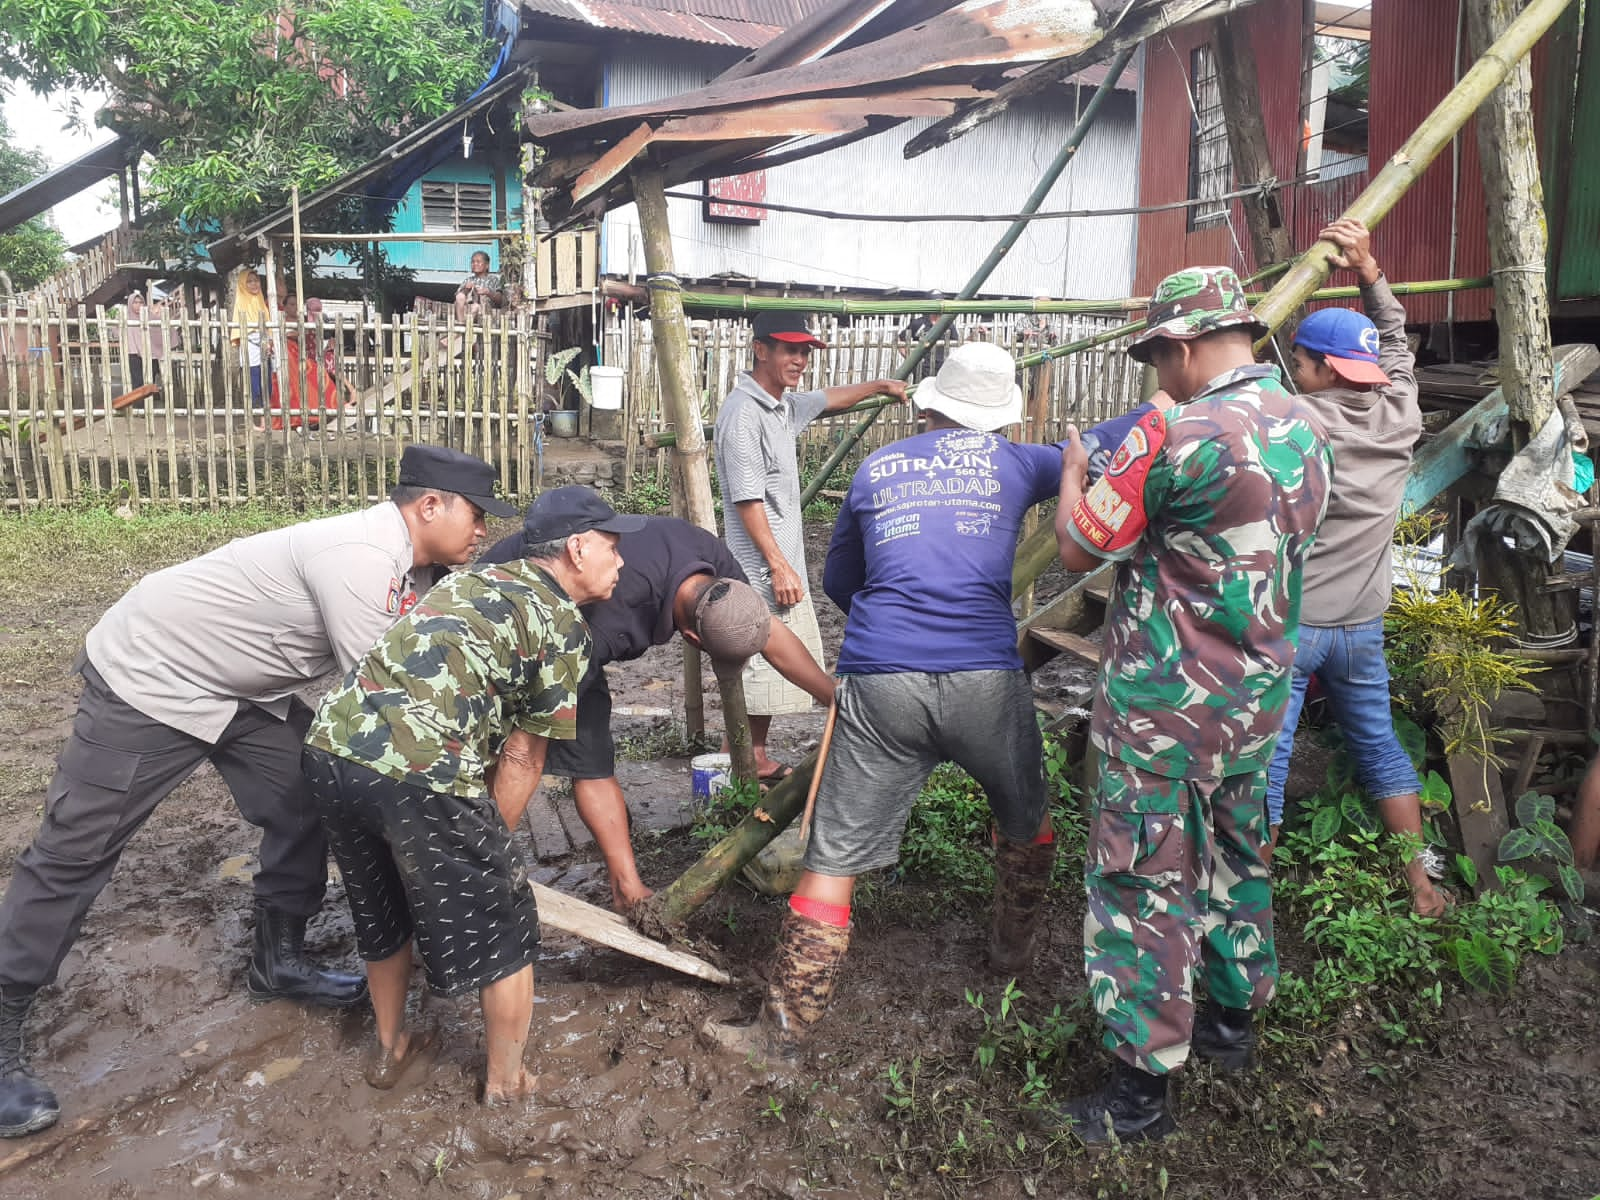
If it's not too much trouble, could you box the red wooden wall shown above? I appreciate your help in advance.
[1134,0,1564,325]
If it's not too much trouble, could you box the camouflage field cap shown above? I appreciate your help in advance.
[1128,266,1268,364]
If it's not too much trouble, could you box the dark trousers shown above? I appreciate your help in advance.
[0,663,329,992]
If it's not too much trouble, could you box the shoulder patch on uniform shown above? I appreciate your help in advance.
[1070,408,1167,554]
[386,578,402,614]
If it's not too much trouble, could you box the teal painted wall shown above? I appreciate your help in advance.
[312,154,522,284]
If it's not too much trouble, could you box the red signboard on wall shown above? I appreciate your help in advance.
[704,171,768,224]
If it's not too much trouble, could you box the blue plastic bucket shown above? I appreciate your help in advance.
[690,753,732,807]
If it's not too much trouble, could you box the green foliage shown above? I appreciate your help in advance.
[1498,790,1585,902]
[966,981,1085,1102]
[611,471,674,516]
[0,0,491,243]
[545,346,592,406]
[0,114,67,288]
[1384,586,1541,765]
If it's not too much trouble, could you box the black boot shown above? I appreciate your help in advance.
[0,988,59,1138]
[246,903,368,1009]
[1191,998,1256,1072]
[1037,1060,1176,1146]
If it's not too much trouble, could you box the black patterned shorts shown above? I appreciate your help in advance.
[302,746,541,997]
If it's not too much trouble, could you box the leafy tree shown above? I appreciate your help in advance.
[0,0,491,243]
[0,112,69,289]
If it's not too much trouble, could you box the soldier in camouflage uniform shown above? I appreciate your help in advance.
[303,490,642,1105]
[1047,266,1332,1143]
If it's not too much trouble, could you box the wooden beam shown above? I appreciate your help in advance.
[1400,343,1600,517]
[1213,16,1297,285]
[1468,0,1558,434]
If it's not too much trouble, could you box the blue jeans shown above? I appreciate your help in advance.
[1265,617,1420,826]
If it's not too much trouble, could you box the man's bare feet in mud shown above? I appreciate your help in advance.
[483,1068,537,1108]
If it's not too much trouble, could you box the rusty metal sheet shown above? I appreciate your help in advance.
[902,0,1242,156]
[526,0,1119,142]
[713,0,938,82]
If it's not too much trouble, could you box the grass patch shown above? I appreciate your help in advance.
[0,503,330,685]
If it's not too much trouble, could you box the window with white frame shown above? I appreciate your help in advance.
[1188,46,1233,229]
[421,181,493,233]
[1300,0,1371,179]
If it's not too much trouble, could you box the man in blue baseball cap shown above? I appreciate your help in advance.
[1277,218,1447,919]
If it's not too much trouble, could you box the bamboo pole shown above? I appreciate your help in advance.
[632,161,752,776]
[1251,0,1575,335]
[673,275,1493,317]
[796,44,1136,511]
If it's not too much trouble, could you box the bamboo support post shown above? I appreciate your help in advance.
[633,161,750,773]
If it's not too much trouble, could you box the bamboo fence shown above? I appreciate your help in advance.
[0,303,1144,508]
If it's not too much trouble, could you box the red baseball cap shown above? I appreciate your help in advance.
[753,311,826,348]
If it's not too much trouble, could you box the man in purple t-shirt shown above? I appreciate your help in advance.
[706,342,1089,1063]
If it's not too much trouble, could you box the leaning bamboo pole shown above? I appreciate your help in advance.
[1251,0,1574,334]
[642,277,1493,450]
[793,44,1137,511]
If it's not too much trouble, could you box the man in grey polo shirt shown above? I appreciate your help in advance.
[0,445,513,1139]
[713,311,904,780]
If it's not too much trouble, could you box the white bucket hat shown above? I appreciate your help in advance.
[911,342,1022,432]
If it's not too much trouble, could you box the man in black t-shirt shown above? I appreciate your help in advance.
[483,492,835,911]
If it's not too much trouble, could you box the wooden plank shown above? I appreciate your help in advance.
[556,234,578,297]
[1449,748,1510,893]
[1401,342,1600,517]
[1026,626,1101,665]
[1016,561,1113,672]
[530,882,732,985]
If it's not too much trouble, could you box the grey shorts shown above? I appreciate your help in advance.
[804,669,1047,877]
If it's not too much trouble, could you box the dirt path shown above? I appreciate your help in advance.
[0,519,1595,1198]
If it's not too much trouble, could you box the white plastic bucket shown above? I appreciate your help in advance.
[590,364,624,410]
[690,752,732,807]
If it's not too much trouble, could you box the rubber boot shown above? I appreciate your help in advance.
[1036,1059,1176,1146]
[246,902,369,1009]
[987,836,1057,976]
[1190,998,1257,1072]
[701,909,850,1063]
[0,988,59,1138]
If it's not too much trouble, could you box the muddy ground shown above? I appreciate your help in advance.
[0,515,1596,1199]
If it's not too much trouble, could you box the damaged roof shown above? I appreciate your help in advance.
[527,0,1233,225]
[520,0,833,49]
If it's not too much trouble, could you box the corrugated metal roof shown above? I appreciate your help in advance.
[0,137,138,233]
[521,0,831,48]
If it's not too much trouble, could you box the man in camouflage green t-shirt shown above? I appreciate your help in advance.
[1046,267,1332,1144]
[304,489,642,1106]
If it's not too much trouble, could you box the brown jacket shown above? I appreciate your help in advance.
[1296,276,1420,626]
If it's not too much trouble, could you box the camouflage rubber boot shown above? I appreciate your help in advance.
[1190,998,1256,1072]
[1036,1060,1176,1146]
[988,837,1057,976]
[701,909,850,1063]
